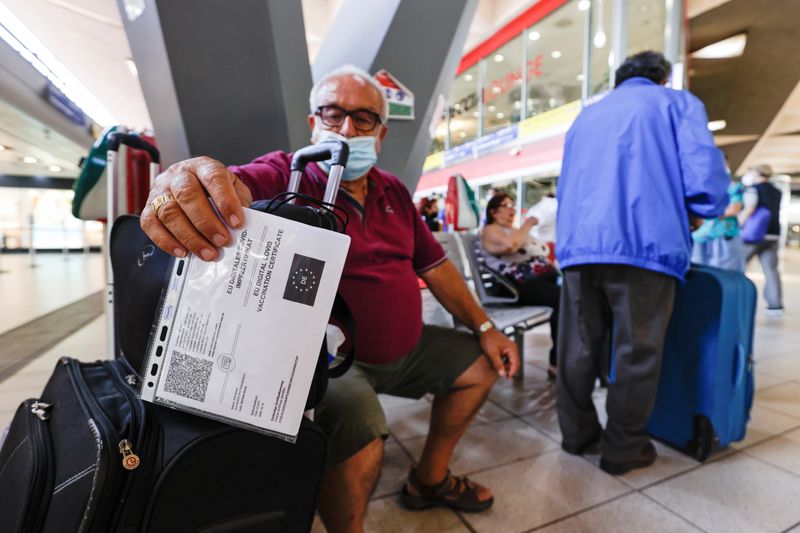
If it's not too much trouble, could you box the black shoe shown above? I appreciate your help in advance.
[599,442,657,475]
[562,430,602,456]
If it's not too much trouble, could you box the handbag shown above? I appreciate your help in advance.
[740,206,771,244]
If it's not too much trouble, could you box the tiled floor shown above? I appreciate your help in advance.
[2,250,800,532]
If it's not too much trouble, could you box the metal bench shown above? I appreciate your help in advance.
[432,232,552,380]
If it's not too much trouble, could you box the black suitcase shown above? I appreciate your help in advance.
[0,357,326,532]
[0,142,353,532]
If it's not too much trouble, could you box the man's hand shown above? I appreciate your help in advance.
[479,328,520,379]
[141,157,253,261]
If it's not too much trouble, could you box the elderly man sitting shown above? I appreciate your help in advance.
[141,65,518,533]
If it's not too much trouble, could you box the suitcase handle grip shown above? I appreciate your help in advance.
[733,343,746,389]
[290,141,349,172]
[108,133,161,164]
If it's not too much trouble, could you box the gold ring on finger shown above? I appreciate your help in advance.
[151,193,175,217]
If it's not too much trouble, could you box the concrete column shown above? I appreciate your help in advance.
[117,0,313,167]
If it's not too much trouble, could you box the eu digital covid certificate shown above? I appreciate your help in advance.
[140,207,350,442]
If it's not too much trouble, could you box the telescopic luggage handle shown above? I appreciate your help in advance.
[288,141,350,205]
[107,132,161,164]
[105,131,162,359]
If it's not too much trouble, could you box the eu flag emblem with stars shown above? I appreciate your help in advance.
[283,254,325,306]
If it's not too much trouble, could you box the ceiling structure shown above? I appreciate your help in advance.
[0,0,798,181]
[0,0,534,180]
[688,0,800,175]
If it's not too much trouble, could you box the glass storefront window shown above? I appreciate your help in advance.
[0,188,103,250]
[482,35,523,134]
[589,0,613,94]
[448,66,480,148]
[526,0,585,117]
[627,0,666,55]
[521,176,557,213]
[430,108,448,155]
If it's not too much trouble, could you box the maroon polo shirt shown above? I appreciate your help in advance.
[230,151,446,365]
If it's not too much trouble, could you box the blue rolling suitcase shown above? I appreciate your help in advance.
[647,265,757,461]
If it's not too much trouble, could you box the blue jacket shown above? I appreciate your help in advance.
[555,77,729,280]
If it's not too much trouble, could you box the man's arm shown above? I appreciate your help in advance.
[677,95,730,219]
[738,187,759,226]
[481,218,538,255]
[419,259,519,379]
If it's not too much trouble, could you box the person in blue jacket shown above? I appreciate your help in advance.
[555,51,729,475]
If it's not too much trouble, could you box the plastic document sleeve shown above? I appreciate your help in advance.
[140,207,350,442]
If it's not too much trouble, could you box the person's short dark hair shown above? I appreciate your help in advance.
[485,192,513,225]
[614,51,672,87]
[417,196,436,216]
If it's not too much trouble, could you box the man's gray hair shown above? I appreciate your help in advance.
[309,64,389,123]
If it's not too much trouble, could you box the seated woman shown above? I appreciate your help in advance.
[481,192,560,381]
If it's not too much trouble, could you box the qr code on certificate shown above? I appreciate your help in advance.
[164,351,213,402]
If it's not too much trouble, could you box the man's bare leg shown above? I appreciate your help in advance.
[414,356,497,500]
[317,438,383,533]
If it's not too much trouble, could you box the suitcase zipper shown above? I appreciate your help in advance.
[105,360,163,532]
[20,399,54,533]
[118,439,140,470]
[64,359,129,532]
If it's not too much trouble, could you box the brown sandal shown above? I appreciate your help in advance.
[401,467,494,512]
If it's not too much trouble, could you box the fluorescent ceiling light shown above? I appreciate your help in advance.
[126,58,138,77]
[48,164,62,172]
[496,112,504,119]
[22,155,37,164]
[708,120,727,132]
[576,74,585,81]
[593,31,607,48]
[551,50,562,59]
[464,74,473,82]
[494,54,504,62]
[578,0,591,10]
[0,4,116,126]
[692,34,747,59]
[528,31,540,41]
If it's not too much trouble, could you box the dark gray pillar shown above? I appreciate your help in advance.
[314,0,478,191]
[118,0,312,167]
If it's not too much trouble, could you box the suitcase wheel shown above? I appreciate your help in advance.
[689,415,717,462]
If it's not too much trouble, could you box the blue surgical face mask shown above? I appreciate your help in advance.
[314,130,378,181]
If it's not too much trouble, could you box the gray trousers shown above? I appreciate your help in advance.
[556,265,676,462]
[744,240,783,309]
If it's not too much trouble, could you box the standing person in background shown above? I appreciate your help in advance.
[740,164,784,316]
[526,191,558,262]
[692,166,745,271]
[555,51,729,475]
[418,196,442,232]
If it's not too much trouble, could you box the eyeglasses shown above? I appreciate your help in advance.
[315,105,383,132]
[499,202,515,209]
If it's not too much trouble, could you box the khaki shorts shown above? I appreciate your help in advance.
[315,325,483,465]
